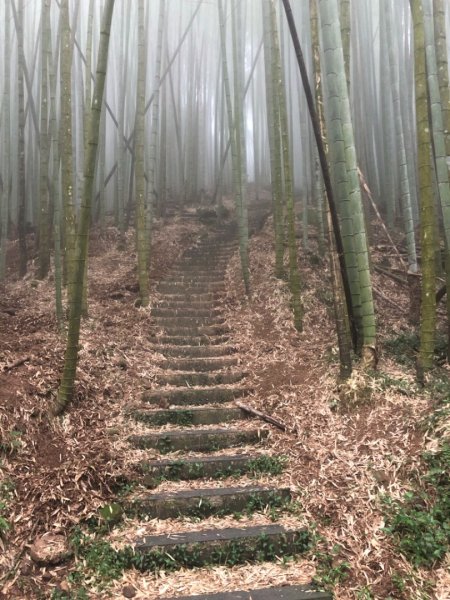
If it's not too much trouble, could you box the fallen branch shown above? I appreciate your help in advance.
[373,287,399,309]
[358,167,408,270]
[436,284,446,304]
[235,400,286,431]
[374,265,407,286]
[4,356,30,372]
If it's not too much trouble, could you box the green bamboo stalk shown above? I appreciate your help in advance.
[339,0,351,90]
[53,0,116,416]
[410,0,437,380]
[269,0,303,330]
[0,0,11,280]
[218,0,250,295]
[262,0,285,279]
[231,0,250,296]
[433,0,450,158]
[147,0,165,234]
[37,0,51,280]
[310,0,326,257]
[423,0,450,360]
[49,4,64,328]
[311,0,352,376]
[60,0,77,303]
[319,0,376,364]
[16,0,28,277]
[135,0,149,307]
[280,0,357,350]
[385,0,418,274]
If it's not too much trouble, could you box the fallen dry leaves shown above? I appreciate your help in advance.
[0,207,449,599]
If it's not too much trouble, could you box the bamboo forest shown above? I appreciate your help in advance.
[1,0,450,598]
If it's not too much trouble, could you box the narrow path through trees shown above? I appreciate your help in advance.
[121,216,332,599]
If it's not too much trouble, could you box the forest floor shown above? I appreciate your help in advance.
[0,202,449,600]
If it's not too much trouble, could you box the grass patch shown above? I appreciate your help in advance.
[140,455,287,485]
[68,527,311,587]
[384,442,450,567]
[313,543,351,590]
[0,478,15,538]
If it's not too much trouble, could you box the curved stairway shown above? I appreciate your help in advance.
[125,223,332,599]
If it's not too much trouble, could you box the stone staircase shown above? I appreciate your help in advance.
[124,221,332,599]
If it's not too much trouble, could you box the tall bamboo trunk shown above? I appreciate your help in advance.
[16,0,28,277]
[135,0,149,307]
[60,0,76,306]
[410,0,437,381]
[268,0,303,330]
[53,0,116,416]
[0,0,11,280]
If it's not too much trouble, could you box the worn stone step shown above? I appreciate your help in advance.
[155,370,246,387]
[139,454,284,483]
[158,293,218,302]
[134,525,310,569]
[160,325,230,337]
[183,248,235,256]
[175,260,229,268]
[155,316,226,327]
[165,275,225,283]
[156,300,218,309]
[171,269,226,275]
[129,485,291,519]
[149,335,231,346]
[163,357,239,371]
[142,386,250,405]
[129,406,246,426]
[129,427,268,452]
[151,345,238,358]
[165,585,332,600]
[158,283,224,293]
[184,247,235,254]
[152,308,221,318]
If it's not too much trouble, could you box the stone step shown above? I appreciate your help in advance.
[149,335,231,346]
[183,249,235,256]
[159,325,230,337]
[158,283,224,292]
[151,345,238,358]
[171,269,227,276]
[155,316,226,327]
[142,386,250,406]
[175,260,229,268]
[155,370,246,387]
[158,293,219,302]
[163,357,239,372]
[129,406,246,426]
[133,525,310,570]
[129,427,268,452]
[183,247,235,254]
[129,485,291,520]
[139,454,284,483]
[166,585,332,600]
[165,276,225,283]
[156,300,218,309]
[152,308,221,318]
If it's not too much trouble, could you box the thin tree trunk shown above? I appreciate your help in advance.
[410,0,437,380]
[60,0,76,305]
[53,0,116,415]
[0,0,11,280]
[231,0,250,296]
[38,0,51,280]
[135,0,149,307]
[263,0,285,280]
[269,0,303,330]
[15,0,28,277]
